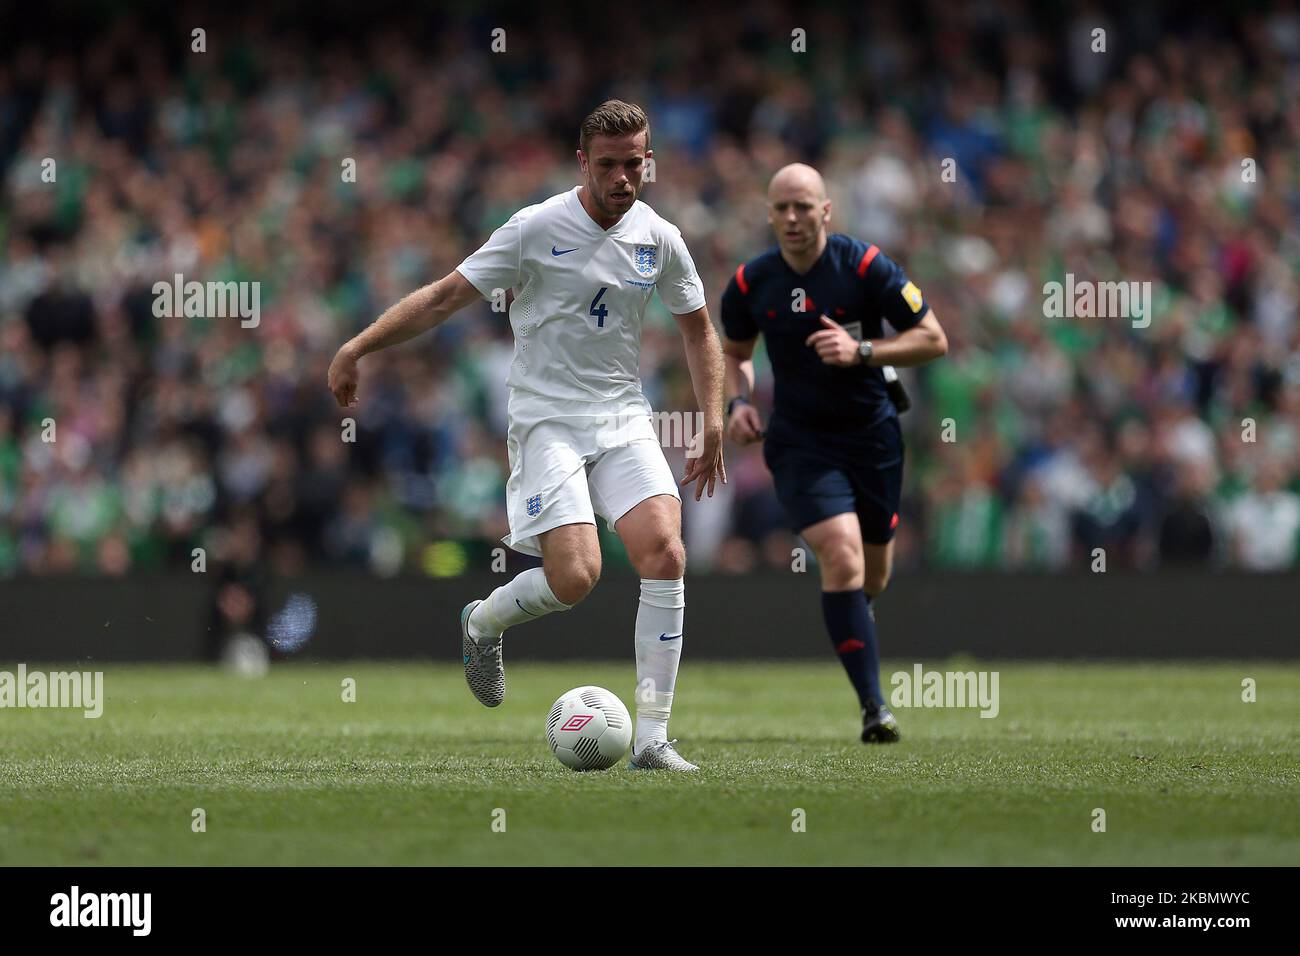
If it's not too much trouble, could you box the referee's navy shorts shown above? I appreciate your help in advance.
[762,415,904,544]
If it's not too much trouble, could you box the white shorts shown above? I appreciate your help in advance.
[503,405,681,557]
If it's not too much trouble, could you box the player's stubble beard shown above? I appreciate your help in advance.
[580,153,640,222]
[588,178,637,222]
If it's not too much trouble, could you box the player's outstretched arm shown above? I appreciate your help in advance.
[673,306,727,500]
[327,270,483,407]
[722,335,765,445]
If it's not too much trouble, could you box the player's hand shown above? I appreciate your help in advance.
[327,343,361,407]
[727,401,765,445]
[805,315,861,367]
[681,424,727,501]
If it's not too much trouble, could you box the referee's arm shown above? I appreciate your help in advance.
[723,334,764,444]
[861,309,947,367]
[720,266,765,444]
[806,309,947,368]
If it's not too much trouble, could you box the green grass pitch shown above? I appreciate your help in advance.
[2,661,1296,865]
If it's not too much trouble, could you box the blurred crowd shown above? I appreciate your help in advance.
[2,0,1299,580]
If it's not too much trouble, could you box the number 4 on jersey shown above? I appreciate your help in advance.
[589,287,609,328]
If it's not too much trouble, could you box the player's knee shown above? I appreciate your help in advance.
[546,555,601,605]
[633,535,685,580]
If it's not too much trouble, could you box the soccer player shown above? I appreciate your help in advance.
[327,101,724,771]
[719,163,947,743]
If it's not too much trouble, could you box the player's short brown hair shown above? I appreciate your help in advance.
[579,100,651,153]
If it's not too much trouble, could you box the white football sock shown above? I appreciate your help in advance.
[468,567,570,643]
[633,578,685,754]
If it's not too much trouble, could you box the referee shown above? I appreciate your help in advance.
[720,163,948,742]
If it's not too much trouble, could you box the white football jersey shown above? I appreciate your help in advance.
[456,187,706,416]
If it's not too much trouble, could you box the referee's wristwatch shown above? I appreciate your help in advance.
[857,339,874,365]
[726,395,749,417]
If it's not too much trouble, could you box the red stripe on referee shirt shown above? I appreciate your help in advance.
[857,244,879,277]
[735,264,749,294]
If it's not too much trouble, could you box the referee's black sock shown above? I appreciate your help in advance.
[821,589,883,711]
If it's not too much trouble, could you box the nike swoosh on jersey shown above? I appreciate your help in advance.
[659,633,682,641]
[551,246,579,256]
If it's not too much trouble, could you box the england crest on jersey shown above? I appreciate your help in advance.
[634,244,658,277]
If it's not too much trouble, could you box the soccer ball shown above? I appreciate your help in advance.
[546,686,632,771]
